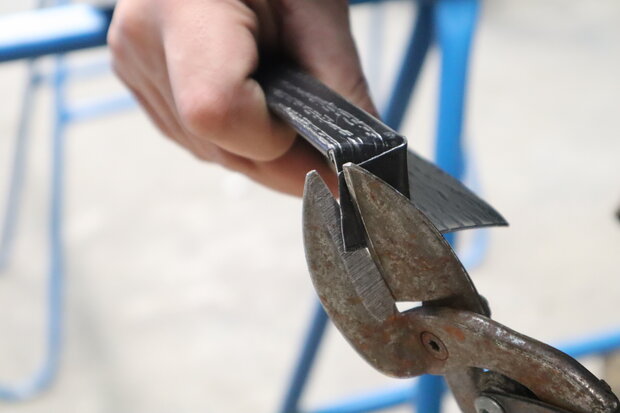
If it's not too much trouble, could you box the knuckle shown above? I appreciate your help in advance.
[177,86,233,140]
[107,26,125,60]
[107,11,141,54]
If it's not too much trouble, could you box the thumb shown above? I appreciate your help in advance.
[276,0,378,116]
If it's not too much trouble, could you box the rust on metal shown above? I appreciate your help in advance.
[343,164,488,315]
[302,165,620,413]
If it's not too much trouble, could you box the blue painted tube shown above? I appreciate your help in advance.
[308,383,416,413]
[433,0,479,180]
[0,62,41,271]
[0,1,391,64]
[52,58,117,81]
[0,4,112,63]
[415,375,445,413]
[560,329,620,359]
[382,1,433,130]
[0,2,400,65]
[0,55,67,402]
[425,2,480,409]
[278,302,330,413]
[45,53,67,396]
[66,93,136,123]
[434,0,480,264]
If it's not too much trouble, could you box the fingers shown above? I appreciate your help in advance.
[108,0,184,139]
[213,139,339,197]
[110,0,298,163]
[161,0,297,162]
[109,0,371,197]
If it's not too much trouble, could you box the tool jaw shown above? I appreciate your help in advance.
[302,165,619,413]
[302,171,423,376]
[342,163,488,315]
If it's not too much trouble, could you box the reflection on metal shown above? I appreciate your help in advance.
[0,48,66,405]
[474,396,504,413]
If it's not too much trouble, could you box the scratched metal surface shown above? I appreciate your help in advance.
[261,66,508,235]
[406,151,508,233]
[261,66,404,168]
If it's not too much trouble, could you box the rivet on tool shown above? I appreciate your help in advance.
[474,396,505,413]
[420,331,448,360]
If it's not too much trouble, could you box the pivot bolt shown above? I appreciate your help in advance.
[420,331,448,360]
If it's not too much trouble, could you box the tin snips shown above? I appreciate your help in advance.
[258,63,620,413]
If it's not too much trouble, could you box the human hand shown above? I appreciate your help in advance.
[108,0,376,196]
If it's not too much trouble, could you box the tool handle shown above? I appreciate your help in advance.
[258,64,406,171]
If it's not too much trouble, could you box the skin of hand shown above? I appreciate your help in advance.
[108,0,377,196]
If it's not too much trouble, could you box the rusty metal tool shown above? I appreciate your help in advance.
[303,165,619,413]
[258,63,620,413]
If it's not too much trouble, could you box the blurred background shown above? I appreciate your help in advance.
[0,0,618,412]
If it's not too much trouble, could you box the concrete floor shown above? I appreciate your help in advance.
[0,1,619,412]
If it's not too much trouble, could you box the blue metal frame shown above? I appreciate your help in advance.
[0,0,619,410]
[0,3,126,401]
[382,1,433,129]
[0,61,39,271]
[0,4,112,63]
[0,55,67,405]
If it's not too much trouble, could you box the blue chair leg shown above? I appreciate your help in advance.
[434,0,480,180]
[45,53,68,394]
[0,61,40,271]
[417,1,480,410]
[0,55,67,402]
[278,301,330,413]
[0,0,69,400]
[415,375,446,413]
[382,0,434,129]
